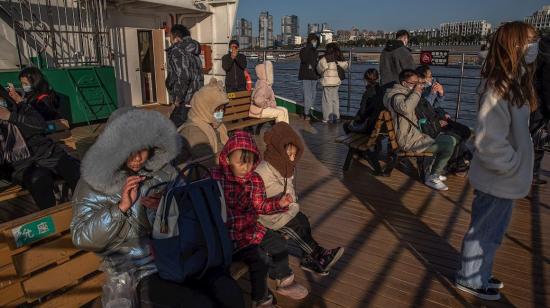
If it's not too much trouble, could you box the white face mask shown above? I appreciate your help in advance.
[213,110,224,123]
[312,41,318,48]
[525,41,539,64]
[402,82,414,91]
[0,98,7,108]
[22,85,32,93]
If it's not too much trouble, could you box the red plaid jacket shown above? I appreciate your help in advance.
[211,131,288,250]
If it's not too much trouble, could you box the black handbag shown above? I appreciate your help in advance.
[337,63,346,80]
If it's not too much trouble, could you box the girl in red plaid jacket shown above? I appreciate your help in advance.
[211,131,308,307]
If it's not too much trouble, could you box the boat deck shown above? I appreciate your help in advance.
[0,111,548,308]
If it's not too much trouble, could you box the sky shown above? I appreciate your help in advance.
[236,0,549,36]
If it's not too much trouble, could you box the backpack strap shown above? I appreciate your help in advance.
[188,183,219,278]
[389,93,420,130]
[202,180,233,267]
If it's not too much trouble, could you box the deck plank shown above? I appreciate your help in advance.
[0,111,548,308]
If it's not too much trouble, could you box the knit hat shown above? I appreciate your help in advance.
[263,122,304,178]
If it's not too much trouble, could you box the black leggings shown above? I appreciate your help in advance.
[138,268,245,308]
[21,154,80,209]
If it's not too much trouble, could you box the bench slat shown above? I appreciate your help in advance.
[227,97,252,106]
[0,279,25,306]
[36,272,105,308]
[225,104,252,115]
[227,91,252,99]
[22,252,101,301]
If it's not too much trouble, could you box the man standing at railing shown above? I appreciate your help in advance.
[379,30,415,87]
[222,40,248,93]
[299,34,320,120]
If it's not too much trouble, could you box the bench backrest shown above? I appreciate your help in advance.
[365,110,400,153]
[224,91,253,123]
[0,203,103,307]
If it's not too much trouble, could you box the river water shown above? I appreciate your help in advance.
[246,59,481,127]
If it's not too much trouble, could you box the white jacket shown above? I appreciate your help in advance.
[317,57,348,87]
[469,85,534,200]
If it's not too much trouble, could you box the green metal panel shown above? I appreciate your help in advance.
[0,66,117,124]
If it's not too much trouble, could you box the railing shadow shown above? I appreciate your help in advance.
[295,121,529,307]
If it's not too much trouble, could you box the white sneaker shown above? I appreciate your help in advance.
[439,175,448,181]
[425,175,449,191]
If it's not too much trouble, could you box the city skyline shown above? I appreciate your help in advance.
[237,0,549,36]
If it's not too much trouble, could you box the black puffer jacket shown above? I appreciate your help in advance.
[379,40,414,86]
[535,35,550,118]
[344,85,384,135]
[299,43,319,80]
[26,90,61,121]
[7,101,66,182]
[222,53,247,93]
[165,37,204,105]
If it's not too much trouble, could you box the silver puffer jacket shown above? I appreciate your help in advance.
[71,108,181,282]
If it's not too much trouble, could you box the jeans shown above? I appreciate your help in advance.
[138,269,245,308]
[456,190,514,289]
[260,229,293,280]
[278,212,321,256]
[322,86,340,121]
[426,134,457,175]
[302,80,318,115]
[233,245,270,302]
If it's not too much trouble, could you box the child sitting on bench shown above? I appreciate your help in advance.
[256,122,345,275]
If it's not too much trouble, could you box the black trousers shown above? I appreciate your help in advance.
[21,154,80,210]
[278,212,321,256]
[138,268,245,308]
[233,230,292,302]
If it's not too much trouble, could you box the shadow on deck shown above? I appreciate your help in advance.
[0,111,548,308]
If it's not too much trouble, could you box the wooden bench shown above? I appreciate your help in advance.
[224,91,276,133]
[0,119,77,203]
[336,110,433,179]
[0,202,104,307]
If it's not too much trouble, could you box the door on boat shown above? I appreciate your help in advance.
[152,29,168,105]
[124,27,144,107]
[138,30,156,104]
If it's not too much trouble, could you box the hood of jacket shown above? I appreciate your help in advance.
[539,35,550,62]
[384,39,407,52]
[255,61,274,85]
[188,78,229,124]
[168,36,201,56]
[218,130,260,182]
[263,122,304,178]
[81,108,181,195]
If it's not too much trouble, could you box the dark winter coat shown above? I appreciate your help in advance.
[222,53,247,93]
[534,36,550,123]
[26,90,61,121]
[7,101,67,182]
[165,37,204,105]
[299,43,319,80]
[379,40,415,86]
[345,84,384,135]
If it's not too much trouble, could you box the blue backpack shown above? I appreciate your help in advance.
[151,163,233,282]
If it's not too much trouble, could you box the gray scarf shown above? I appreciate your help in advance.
[0,120,30,164]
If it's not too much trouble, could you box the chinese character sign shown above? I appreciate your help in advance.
[420,50,449,66]
[11,216,56,247]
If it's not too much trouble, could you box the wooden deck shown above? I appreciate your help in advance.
[0,111,548,307]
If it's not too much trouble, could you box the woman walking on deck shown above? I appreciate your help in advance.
[455,21,538,301]
[317,42,348,124]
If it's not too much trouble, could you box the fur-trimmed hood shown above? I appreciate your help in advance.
[81,108,181,194]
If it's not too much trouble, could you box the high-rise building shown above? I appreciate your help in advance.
[281,15,299,45]
[259,11,274,48]
[525,5,550,30]
[439,20,492,38]
[234,18,253,49]
[308,23,320,34]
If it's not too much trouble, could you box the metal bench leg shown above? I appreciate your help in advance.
[343,148,355,171]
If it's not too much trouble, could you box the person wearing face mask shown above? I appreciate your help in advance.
[379,30,415,87]
[299,33,320,120]
[178,78,230,168]
[455,22,538,301]
[530,35,548,186]
[0,71,80,209]
[222,40,248,93]
[383,69,457,191]
[8,67,61,121]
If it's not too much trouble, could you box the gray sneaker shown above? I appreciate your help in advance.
[425,174,449,191]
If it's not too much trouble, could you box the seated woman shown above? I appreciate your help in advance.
[250,61,289,124]
[256,122,344,276]
[71,107,244,308]
[178,78,229,168]
[344,68,384,135]
[9,67,61,121]
[0,81,79,210]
